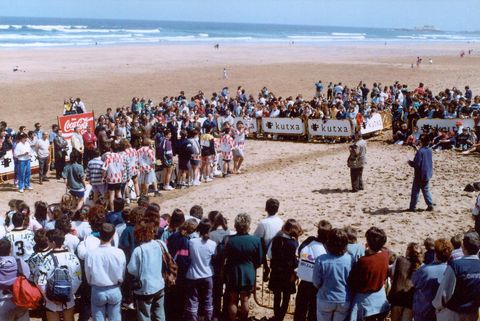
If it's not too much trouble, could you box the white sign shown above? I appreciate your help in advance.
[308,119,353,137]
[262,117,305,135]
[360,113,384,135]
[0,150,39,175]
[416,118,475,132]
[234,117,257,133]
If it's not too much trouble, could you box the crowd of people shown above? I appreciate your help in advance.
[0,82,479,321]
[0,196,478,321]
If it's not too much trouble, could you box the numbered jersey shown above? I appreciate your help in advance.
[6,228,35,261]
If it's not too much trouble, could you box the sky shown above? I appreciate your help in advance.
[1,0,479,31]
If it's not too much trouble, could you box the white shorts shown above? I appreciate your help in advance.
[139,171,156,185]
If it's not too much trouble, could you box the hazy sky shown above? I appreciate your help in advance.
[1,0,479,31]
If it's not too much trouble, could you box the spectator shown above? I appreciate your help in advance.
[37,229,81,321]
[127,219,166,321]
[294,220,331,321]
[313,228,353,321]
[85,223,126,321]
[225,213,262,321]
[267,219,303,321]
[348,227,390,321]
[412,238,453,321]
[433,232,480,321]
[388,242,423,321]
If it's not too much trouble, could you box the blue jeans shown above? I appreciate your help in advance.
[185,277,213,321]
[316,299,350,321]
[136,289,165,321]
[409,179,433,210]
[17,160,31,190]
[91,285,122,321]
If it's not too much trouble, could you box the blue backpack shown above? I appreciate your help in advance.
[46,253,72,304]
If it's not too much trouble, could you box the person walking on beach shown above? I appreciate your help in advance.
[223,68,228,80]
[408,135,434,212]
[347,132,367,193]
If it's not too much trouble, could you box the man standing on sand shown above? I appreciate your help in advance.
[347,132,367,193]
[223,67,228,80]
[408,135,434,212]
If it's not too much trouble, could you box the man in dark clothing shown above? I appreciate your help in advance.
[347,132,367,193]
[408,135,434,212]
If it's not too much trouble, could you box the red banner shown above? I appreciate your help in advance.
[58,112,95,139]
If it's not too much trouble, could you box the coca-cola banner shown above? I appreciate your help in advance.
[58,112,95,139]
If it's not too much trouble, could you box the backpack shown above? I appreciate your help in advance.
[12,259,43,309]
[46,253,72,304]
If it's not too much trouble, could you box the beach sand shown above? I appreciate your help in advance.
[1,42,480,319]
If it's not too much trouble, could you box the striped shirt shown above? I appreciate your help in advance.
[87,157,104,185]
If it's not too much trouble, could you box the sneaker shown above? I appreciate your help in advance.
[26,187,33,191]
[406,208,416,212]
[426,206,434,212]
[18,189,24,193]
[122,302,135,310]
[164,185,174,191]
[192,180,201,186]
[205,177,213,182]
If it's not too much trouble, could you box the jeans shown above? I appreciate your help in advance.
[17,160,31,190]
[38,157,49,181]
[91,285,122,321]
[136,289,166,321]
[316,300,350,321]
[409,179,433,210]
[350,167,364,192]
[293,281,317,321]
[185,277,213,321]
[165,279,187,321]
[0,296,29,321]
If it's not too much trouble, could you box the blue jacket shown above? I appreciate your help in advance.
[412,262,447,321]
[410,147,433,182]
[313,252,353,303]
[127,240,165,295]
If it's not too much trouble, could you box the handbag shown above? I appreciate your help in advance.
[157,240,178,287]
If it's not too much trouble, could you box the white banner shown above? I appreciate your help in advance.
[308,119,353,137]
[0,150,39,175]
[416,118,475,132]
[234,117,257,133]
[262,117,305,135]
[360,113,384,135]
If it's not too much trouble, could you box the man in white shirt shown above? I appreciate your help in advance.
[254,198,283,280]
[85,223,126,321]
[71,126,84,156]
[73,98,87,114]
[13,133,33,193]
[35,131,50,184]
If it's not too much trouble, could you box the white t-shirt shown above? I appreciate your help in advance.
[71,221,92,241]
[186,237,217,280]
[14,141,32,161]
[297,240,326,282]
[64,233,80,253]
[253,215,283,249]
[6,228,36,261]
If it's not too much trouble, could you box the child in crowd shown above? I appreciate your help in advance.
[220,127,235,177]
[423,237,435,264]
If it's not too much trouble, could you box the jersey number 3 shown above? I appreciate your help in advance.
[15,241,25,256]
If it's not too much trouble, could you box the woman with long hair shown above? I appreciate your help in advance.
[388,242,423,321]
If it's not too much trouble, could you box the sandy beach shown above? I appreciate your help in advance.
[2,42,480,319]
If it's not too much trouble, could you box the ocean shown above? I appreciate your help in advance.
[0,16,479,48]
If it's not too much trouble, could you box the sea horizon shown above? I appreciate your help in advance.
[1,16,479,48]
